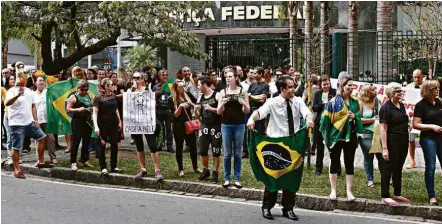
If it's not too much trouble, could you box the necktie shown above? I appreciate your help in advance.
[286,99,294,135]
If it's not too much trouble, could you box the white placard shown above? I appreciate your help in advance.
[123,91,156,134]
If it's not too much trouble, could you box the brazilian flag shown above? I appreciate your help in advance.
[161,77,175,94]
[46,78,98,135]
[248,127,307,192]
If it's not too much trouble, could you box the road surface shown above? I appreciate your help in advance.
[1,175,432,224]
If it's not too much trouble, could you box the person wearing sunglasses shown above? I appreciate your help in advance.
[129,72,164,181]
[169,79,200,177]
[377,82,410,206]
[93,78,123,175]
[66,79,94,171]
[152,69,174,153]
[412,80,442,206]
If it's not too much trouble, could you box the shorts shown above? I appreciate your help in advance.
[10,122,46,150]
[198,124,222,157]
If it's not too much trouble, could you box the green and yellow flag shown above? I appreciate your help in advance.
[161,77,176,94]
[248,127,307,192]
[46,78,98,135]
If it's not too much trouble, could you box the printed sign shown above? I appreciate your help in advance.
[123,91,156,134]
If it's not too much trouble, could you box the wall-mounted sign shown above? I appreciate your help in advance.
[169,5,303,27]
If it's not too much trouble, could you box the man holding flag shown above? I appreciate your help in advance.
[247,76,313,221]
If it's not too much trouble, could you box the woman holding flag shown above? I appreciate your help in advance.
[319,74,363,201]
[66,79,94,171]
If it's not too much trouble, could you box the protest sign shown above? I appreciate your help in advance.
[123,91,156,134]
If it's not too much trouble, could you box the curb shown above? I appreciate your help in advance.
[3,164,441,221]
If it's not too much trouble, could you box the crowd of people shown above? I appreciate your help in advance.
[1,61,441,221]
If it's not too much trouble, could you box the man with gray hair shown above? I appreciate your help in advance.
[405,69,423,169]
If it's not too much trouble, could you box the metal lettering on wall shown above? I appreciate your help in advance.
[169,5,303,27]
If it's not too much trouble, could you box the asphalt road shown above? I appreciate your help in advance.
[1,175,430,224]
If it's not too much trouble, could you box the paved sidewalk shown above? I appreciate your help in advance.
[1,135,439,173]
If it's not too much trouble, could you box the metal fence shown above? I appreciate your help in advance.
[206,31,442,84]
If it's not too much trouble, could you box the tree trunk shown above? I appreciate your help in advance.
[320,2,330,75]
[377,2,393,84]
[304,1,313,77]
[2,39,8,69]
[348,1,358,80]
[288,1,300,70]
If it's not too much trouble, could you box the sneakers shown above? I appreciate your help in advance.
[211,171,219,184]
[101,168,109,176]
[130,139,135,145]
[155,170,164,181]
[198,168,210,181]
[233,181,243,189]
[135,169,147,179]
[222,180,230,188]
[71,163,78,172]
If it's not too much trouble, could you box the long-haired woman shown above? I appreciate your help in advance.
[358,84,381,188]
[169,79,200,177]
[413,80,442,206]
[93,78,122,175]
[320,75,362,201]
[217,71,250,188]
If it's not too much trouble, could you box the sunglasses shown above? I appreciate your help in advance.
[394,90,402,93]
[432,87,440,90]
[133,77,141,80]
[79,88,89,91]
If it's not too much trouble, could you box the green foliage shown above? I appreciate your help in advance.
[123,45,158,71]
[2,1,212,74]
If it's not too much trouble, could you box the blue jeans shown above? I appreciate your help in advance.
[421,137,442,199]
[358,132,376,181]
[222,124,245,182]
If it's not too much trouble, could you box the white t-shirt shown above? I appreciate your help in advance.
[240,79,253,93]
[33,89,47,124]
[269,81,278,97]
[6,87,35,126]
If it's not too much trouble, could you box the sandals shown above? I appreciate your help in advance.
[36,162,55,169]
[14,171,25,179]
[392,195,410,203]
[382,198,400,206]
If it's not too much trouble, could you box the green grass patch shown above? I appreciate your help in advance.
[59,151,441,206]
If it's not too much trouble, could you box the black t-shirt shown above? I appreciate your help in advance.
[414,98,442,138]
[248,81,270,110]
[197,91,221,126]
[153,83,171,113]
[379,100,409,135]
[93,93,119,124]
[215,81,226,93]
[168,97,192,123]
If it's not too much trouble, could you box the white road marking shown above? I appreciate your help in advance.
[1,173,432,223]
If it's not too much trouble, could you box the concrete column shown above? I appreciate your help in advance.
[88,55,92,68]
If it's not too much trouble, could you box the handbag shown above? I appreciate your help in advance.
[369,99,382,154]
[183,106,200,134]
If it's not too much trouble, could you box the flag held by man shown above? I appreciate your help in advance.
[248,127,307,193]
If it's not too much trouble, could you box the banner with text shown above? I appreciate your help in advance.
[330,79,421,116]
[123,91,156,134]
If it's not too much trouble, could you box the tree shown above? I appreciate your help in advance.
[279,1,301,69]
[348,1,358,80]
[401,2,442,77]
[304,1,313,77]
[2,1,211,75]
[377,2,393,84]
[320,2,330,75]
[123,45,158,71]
